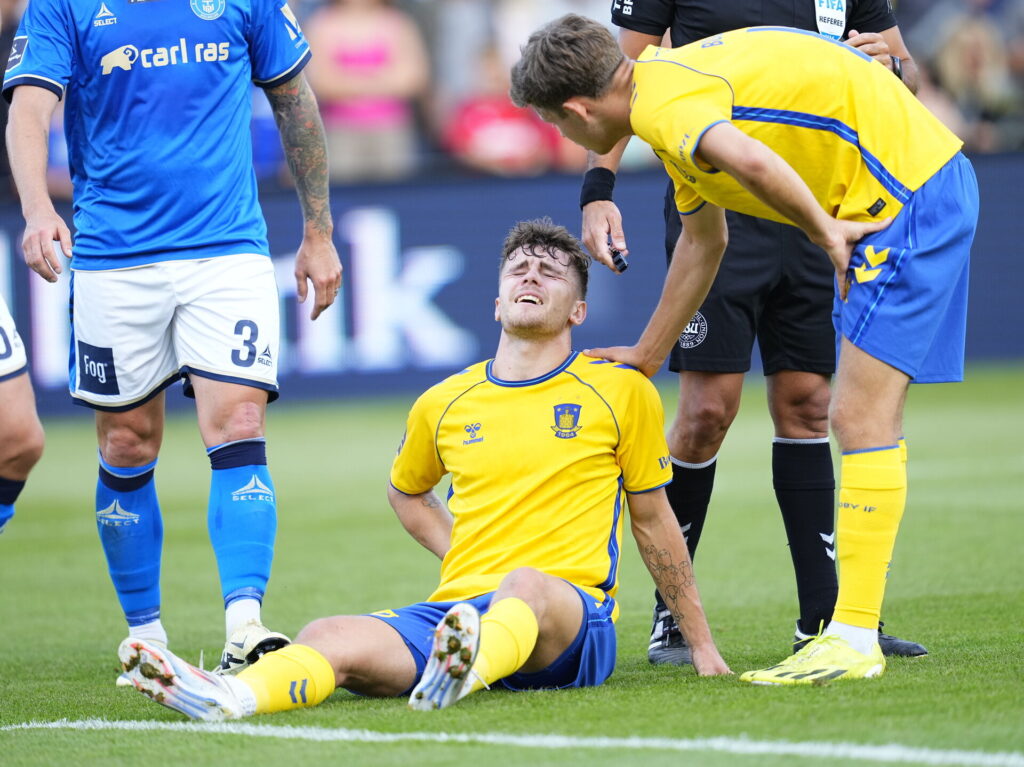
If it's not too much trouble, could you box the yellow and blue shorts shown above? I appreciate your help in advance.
[368,584,617,694]
[834,152,979,383]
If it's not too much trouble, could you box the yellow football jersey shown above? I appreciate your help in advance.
[390,352,672,614]
[630,27,963,223]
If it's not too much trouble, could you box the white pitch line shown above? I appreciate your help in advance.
[2,719,1022,767]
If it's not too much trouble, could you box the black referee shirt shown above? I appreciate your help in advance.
[610,0,898,46]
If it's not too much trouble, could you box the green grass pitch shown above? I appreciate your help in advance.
[1,364,1022,766]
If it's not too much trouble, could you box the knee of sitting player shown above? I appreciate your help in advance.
[293,618,345,675]
[494,567,554,614]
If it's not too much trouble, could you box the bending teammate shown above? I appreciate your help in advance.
[511,16,978,683]
[5,1,340,675]
[118,218,730,721]
[579,0,926,665]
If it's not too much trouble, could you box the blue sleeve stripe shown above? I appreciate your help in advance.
[624,479,671,494]
[254,49,312,89]
[679,201,707,216]
[2,75,64,103]
[731,105,912,203]
[690,119,728,173]
[388,481,417,496]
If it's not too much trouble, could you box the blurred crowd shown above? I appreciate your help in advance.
[1,0,1023,197]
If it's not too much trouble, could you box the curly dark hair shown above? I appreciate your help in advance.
[509,14,624,115]
[500,217,591,298]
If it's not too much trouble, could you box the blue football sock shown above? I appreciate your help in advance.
[207,439,276,610]
[96,456,162,627]
[0,476,26,534]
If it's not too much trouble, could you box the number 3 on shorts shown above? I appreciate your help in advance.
[231,319,259,368]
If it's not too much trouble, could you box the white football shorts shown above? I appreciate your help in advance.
[69,254,280,410]
[0,293,29,382]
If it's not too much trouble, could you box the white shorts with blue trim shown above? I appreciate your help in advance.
[0,294,29,382]
[69,254,280,410]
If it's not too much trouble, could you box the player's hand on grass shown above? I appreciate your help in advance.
[816,217,892,300]
[844,29,892,67]
[581,200,629,273]
[294,229,343,320]
[21,208,71,283]
[583,344,661,379]
[690,644,733,676]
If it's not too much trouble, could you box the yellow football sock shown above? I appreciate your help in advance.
[236,644,337,714]
[898,437,907,466]
[469,597,539,693]
[834,447,906,629]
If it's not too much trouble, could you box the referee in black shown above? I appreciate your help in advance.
[580,0,927,666]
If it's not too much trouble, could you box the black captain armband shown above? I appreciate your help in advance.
[890,55,904,82]
[580,167,616,208]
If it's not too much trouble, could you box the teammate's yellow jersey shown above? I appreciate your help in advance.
[630,27,963,223]
[390,352,672,613]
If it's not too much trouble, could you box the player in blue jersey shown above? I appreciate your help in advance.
[4,0,341,677]
[0,296,45,535]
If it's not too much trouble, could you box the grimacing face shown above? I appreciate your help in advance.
[495,247,586,336]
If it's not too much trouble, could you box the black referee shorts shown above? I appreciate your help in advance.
[663,182,836,376]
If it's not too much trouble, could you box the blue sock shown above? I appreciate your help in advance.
[207,439,276,608]
[0,476,26,533]
[96,456,162,627]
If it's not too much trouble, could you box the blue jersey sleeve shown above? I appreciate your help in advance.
[249,0,311,89]
[2,0,73,102]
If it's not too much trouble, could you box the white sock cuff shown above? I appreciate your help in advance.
[772,436,831,445]
[670,454,718,470]
[225,598,262,638]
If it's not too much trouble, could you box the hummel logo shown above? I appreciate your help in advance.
[820,531,836,561]
[463,423,483,445]
[231,475,274,503]
[94,2,118,26]
[96,500,140,526]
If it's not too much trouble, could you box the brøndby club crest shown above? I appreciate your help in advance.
[551,404,583,439]
[191,0,225,20]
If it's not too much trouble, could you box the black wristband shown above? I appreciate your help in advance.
[580,167,616,208]
[890,55,903,82]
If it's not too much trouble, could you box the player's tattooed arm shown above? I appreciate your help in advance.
[641,544,696,618]
[265,74,332,235]
[628,489,731,675]
[387,483,453,560]
[265,73,342,320]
